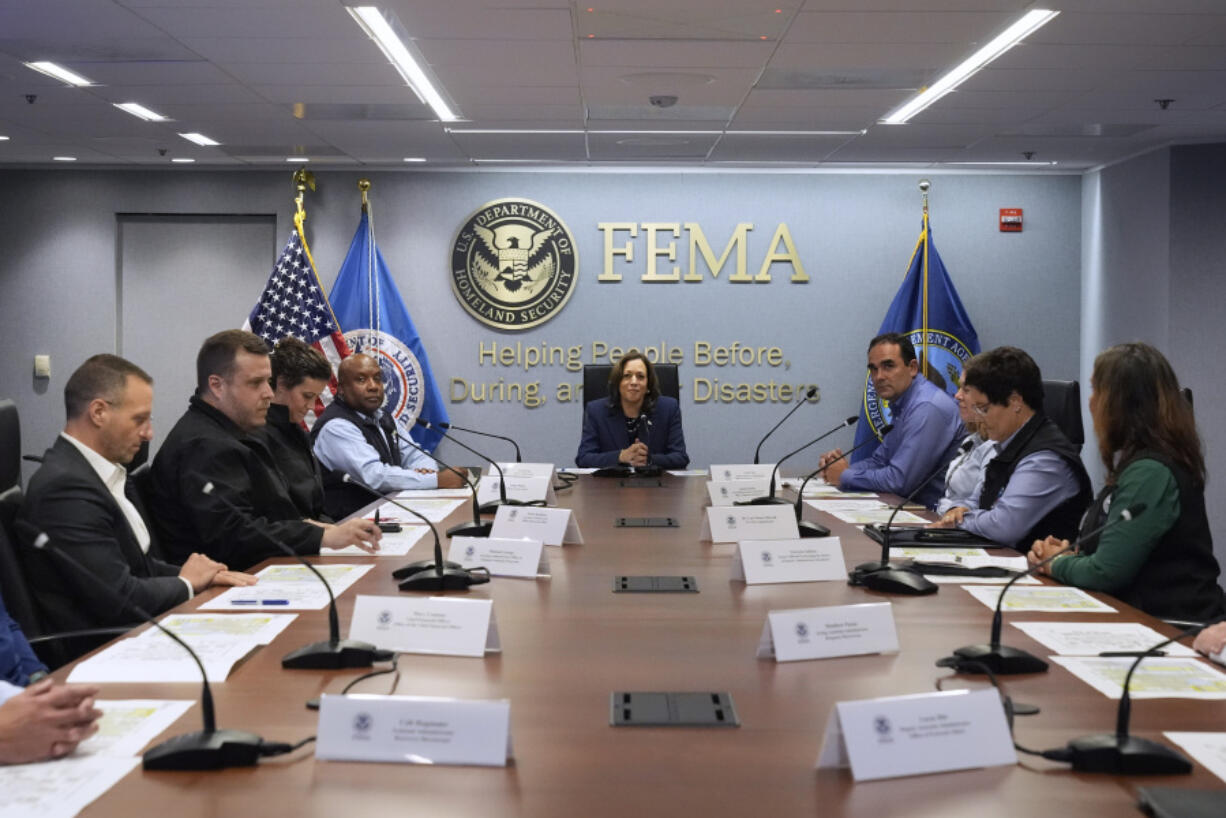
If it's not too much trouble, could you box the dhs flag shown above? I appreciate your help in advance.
[851,212,979,462]
[330,210,449,451]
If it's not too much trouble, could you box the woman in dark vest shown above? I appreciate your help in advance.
[1029,342,1225,622]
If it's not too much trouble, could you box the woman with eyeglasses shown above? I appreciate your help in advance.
[934,374,997,517]
[1028,342,1224,622]
[576,350,689,470]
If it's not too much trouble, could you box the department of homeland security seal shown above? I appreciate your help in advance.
[343,329,425,436]
[863,329,974,441]
[449,198,577,330]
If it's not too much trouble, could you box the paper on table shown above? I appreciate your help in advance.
[325,524,428,556]
[67,634,256,683]
[667,469,708,476]
[75,700,195,758]
[0,756,140,818]
[962,585,1118,613]
[894,547,989,560]
[803,498,890,513]
[923,572,1038,585]
[199,564,374,611]
[148,613,296,646]
[1051,656,1226,699]
[826,507,927,526]
[1163,733,1226,783]
[374,497,465,523]
[394,487,472,499]
[1012,622,1198,657]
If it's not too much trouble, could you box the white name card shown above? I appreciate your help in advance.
[491,505,583,546]
[706,479,771,506]
[348,595,500,658]
[733,538,847,585]
[816,688,1017,781]
[448,536,548,579]
[709,464,776,482]
[701,505,799,543]
[493,462,556,482]
[316,694,511,767]
[476,474,557,506]
[757,602,897,661]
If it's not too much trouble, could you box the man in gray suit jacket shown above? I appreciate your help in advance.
[20,355,254,660]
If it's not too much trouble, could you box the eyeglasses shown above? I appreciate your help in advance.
[970,401,992,417]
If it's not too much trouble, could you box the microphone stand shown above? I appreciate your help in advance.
[752,386,818,464]
[431,420,522,463]
[201,483,392,670]
[19,522,265,771]
[738,415,858,506]
[388,426,490,538]
[940,504,1147,675]
[791,426,891,538]
[417,419,534,515]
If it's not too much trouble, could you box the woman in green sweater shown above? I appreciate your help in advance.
[1027,342,1225,622]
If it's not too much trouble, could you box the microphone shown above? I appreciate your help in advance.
[341,475,467,577]
[429,420,522,463]
[201,483,392,670]
[791,423,892,537]
[18,520,265,771]
[417,418,535,514]
[847,449,954,596]
[938,503,1147,675]
[386,425,491,539]
[738,416,857,505]
[752,385,818,464]
[342,474,490,592]
[1064,622,1207,774]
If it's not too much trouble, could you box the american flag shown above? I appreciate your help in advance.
[244,226,350,425]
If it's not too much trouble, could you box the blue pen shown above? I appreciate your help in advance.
[230,599,291,606]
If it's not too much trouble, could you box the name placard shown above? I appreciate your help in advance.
[701,506,799,543]
[709,464,776,482]
[733,538,847,585]
[316,694,511,767]
[493,462,556,482]
[706,479,771,506]
[476,474,557,506]
[816,688,1017,781]
[757,602,897,661]
[491,505,583,546]
[448,536,548,579]
[348,595,500,658]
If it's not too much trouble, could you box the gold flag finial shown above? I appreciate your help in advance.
[358,178,371,213]
[292,169,316,219]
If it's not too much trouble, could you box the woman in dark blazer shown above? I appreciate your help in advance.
[576,350,689,469]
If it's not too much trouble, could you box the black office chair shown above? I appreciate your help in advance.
[0,486,58,666]
[1042,379,1084,451]
[582,363,680,406]
[0,399,20,493]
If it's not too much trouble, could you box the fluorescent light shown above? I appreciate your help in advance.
[348,6,459,122]
[403,157,427,162]
[114,102,169,122]
[945,160,1058,166]
[722,129,866,137]
[285,157,310,163]
[447,128,583,135]
[0,136,9,141]
[446,127,866,137]
[171,158,196,163]
[25,61,93,86]
[880,9,1059,125]
[178,132,220,146]
[52,156,77,161]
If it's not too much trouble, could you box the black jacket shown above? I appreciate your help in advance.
[262,403,327,521]
[150,396,322,571]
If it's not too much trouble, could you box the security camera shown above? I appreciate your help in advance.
[649,95,678,108]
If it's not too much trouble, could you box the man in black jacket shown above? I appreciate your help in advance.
[20,354,256,658]
[150,331,380,571]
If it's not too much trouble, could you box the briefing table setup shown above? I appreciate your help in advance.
[35,472,1226,817]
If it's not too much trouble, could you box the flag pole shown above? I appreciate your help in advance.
[918,178,931,380]
[291,169,344,331]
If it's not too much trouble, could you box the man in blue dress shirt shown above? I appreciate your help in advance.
[818,333,964,509]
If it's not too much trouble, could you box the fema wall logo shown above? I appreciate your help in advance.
[450,198,578,331]
[863,329,975,441]
[344,330,425,437]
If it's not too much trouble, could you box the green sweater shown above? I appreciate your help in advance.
[1050,458,1179,592]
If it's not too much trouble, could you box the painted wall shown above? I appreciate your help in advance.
[0,168,1082,478]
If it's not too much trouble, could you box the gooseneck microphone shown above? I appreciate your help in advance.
[752,386,818,464]
[342,474,490,592]
[429,420,522,463]
[201,483,392,670]
[738,415,857,506]
[791,423,893,538]
[938,503,1147,675]
[417,418,534,514]
[387,426,490,538]
[19,521,265,771]
[342,475,466,576]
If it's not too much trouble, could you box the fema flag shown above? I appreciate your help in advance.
[851,213,979,462]
[244,224,350,427]
[330,210,449,451]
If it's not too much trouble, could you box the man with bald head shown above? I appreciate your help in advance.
[312,353,466,519]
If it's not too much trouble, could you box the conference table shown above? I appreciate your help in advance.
[65,474,1224,817]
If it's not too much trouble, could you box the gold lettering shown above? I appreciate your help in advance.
[685,222,752,282]
[693,378,712,403]
[598,223,637,282]
[449,377,468,402]
[641,223,681,282]
[757,223,808,283]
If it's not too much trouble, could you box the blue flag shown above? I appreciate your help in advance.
[330,210,449,451]
[851,212,979,461]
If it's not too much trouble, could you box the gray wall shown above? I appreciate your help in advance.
[0,168,1082,478]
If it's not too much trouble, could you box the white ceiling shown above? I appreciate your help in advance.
[1,0,1225,170]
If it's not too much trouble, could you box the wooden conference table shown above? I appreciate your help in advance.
[67,474,1223,817]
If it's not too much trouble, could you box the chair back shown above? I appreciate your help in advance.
[583,364,680,406]
[0,399,20,493]
[1042,379,1084,449]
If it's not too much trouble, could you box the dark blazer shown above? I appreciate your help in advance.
[262,403,327,521]
[19,436,187,641]
[576,395,689,469]
[150,396,323,571]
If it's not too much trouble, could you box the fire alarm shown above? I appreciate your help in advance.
[999,208,1023,233]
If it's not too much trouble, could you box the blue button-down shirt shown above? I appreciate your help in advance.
[313,409,439,493]
[839,373,964,508]
[1,588,45,695]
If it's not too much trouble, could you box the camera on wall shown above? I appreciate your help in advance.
[649,95,678,109]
